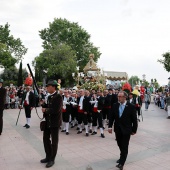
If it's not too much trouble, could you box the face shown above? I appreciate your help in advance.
[47,85,55,94]
[26,86,30,92]
[108,90,112,94]
[64,90,69,97]
[118,92,126,104]
[58,79,61,84]
[104,90,108,96]
[97,91,102,96]
[129,94,133,99]
[79,90,84,96]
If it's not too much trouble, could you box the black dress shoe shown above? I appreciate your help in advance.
[116,159,120,163]
[61,130,66,132]
[91,131,97,135]
[101,133,105,138]
[66,132,69,135]
[86,133,89,137]
[77,131,82,134]
[46,161,55,168]
[40,158,49,163]
[76,127,79,130]
[116,164,124,170]
[23,124,27,127]
[82,128,85,131]
[89,129,92,133]
[71,125,75,128]
[26,125,30,129]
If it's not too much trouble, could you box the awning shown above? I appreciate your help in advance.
[103,71,128,81]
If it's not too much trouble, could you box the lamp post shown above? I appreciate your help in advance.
[72,66,85,86]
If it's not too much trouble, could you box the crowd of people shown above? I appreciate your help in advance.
[1,78,170,169]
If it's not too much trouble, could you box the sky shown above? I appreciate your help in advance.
[1,0,170,85]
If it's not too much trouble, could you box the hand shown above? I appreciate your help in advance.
[19,105,22,109]
[30,107,33,110]
[84,112,87,114]
[131,132,136,135]
[42,108,46,113]
[108,128,112,134]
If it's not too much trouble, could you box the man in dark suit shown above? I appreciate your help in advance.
[20,86,35,128]
[77,89,90,136]
[61,90,73,135]
[108,91,138,170]
[0,79,6,135]
[41,80,63,168]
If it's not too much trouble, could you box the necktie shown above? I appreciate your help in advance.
[119,104,124,117]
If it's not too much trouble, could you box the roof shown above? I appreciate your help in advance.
[103,71,128,81]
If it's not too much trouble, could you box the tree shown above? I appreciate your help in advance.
[17,61,23,86]
[0,23,27,68]
[158,52,170,72]
[39,18,101,71]
[0,43,17,68]
[33,43,77,86]
[128,76,140,87]
[0,66,18,82]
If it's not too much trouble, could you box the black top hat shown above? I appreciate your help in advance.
[0,79,4,83]
[46,79,59,88]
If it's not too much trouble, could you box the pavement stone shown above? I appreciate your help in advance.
[0,104,170,170]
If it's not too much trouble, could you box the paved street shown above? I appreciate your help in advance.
[0,104,170,170]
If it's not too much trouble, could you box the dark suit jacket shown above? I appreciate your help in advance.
[0,87,6,110]
[109,101,138,135]
[62,96,73,113]
[104,94,112,107]
[111,94,118,106]
[97,96,105,110]
[21,91,35,107]
[77,96,90,113]
[44,92,63,128]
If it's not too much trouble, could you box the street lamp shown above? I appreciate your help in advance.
[72,67,85,86]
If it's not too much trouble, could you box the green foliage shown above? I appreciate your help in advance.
[0,66,28,86]
[1,66,18,82]
[39,18,101,71]
[128,76,140,87]
[0,43,17,68]
[0,23,27,68]
[158,52,170,72]
[17,61,23,86]
[33,43,77,87]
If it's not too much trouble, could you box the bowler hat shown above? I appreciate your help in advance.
[46,79,59,88]
[0,79,4,83]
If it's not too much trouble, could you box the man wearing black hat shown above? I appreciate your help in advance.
[41,80,63,168]
[0,79,6,135]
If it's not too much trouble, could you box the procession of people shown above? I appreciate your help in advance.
[1,77,170,169]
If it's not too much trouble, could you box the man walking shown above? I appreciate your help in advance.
[41,80,63,168]
[20,86,35,128]
[0,79,6,135]
[108,91,138,170]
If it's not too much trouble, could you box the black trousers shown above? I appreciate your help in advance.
[102,108,111,120]
[43,127,59,161]
[78,113,88,125]
[0,109,4,134]
[71,107,77,121]
[62,112,70,122]
[92,111,103,127]
[135,107,141,116]
[115,128,131,166]
[24,106,31,118]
